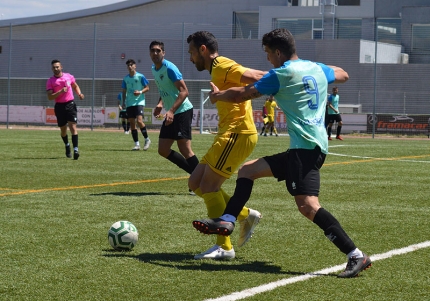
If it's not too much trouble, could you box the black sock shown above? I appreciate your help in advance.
[122,121,127,131]
[167,150,194,174]
[336,126,342,136]
[72,135,78,149]
[140,126,148,139]
[131,129,138,142]
[327,127,332,136]
[62,135,69,145]
[127,122,130,131]
[313,208,356,255]
[186,155,199,174]
[224,178,254,218]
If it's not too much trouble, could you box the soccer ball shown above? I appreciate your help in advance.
[108,221,138,251]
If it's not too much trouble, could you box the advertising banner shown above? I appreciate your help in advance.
[367,114,430,135]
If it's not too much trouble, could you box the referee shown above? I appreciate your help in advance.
[46,59,84,160]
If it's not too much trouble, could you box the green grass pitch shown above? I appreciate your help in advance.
[0,128,429,301]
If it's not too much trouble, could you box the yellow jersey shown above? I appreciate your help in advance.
[210,56,257,134]
[264,100,278,117]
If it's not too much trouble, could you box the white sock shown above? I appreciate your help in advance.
[220,214,236,223]
[347,248,363,259]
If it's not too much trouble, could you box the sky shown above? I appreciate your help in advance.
[0,0,128,21]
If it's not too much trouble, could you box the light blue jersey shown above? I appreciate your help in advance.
[328,94,340,115]
[254,59,335,154]
[121,72,149,107]
[152,59,193,114]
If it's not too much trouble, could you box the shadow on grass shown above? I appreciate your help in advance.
[102,251,336,277]
[14,157,61,160]
[92,192,164,197]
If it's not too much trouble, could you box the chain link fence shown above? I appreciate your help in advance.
[1,21,429,136]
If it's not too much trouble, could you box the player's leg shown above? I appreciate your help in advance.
[192,165,235,259]
[327,120,333,140]
[174,109,199,174]
[127,107,140,150]
[291,148,370,277]
[336,115,343,140]
[135,112,150,150]
[68,122,79,160]
[55,103,71,158]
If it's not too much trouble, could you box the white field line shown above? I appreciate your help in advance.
[203,241,430,301]
[329,152,430,163]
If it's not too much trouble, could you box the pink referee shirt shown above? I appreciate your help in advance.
[46,73,76,103]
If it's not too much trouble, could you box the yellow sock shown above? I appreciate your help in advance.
[203,190,232,251]
[193,187,203,198]
[221,188,249,222]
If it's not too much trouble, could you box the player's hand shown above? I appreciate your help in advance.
[78,93,84,100]
[133,90,142,96]
[153,106,162,117]
[209,82,219,104]
[164,110,174,126]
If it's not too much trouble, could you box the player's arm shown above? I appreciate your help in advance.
[47,88,66,100]
[168,79,189,114]
[71,82,84,100]
[164,79,189,125]
[122,88,127,107]
[209,82,262,104]
[240,69,268,85]
[328,65,349,83]
[153,97,163,117]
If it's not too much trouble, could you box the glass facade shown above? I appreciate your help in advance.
[412,24,430,52]
[233,12,259,39]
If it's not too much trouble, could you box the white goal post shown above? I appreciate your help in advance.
[199,89,216,134]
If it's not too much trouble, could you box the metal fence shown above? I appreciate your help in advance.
[1,21,429,135]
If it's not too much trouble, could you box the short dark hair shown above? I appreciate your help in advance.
[186,31,218,53]
[262,28,296,59]
[149,40,164,51]
[51,59,61,65]
[126,59,136,65]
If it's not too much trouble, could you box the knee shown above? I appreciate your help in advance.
[237,162,254,179]
[158,148,170,158]
[296,202,320,221]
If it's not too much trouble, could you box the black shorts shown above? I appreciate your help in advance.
[119,110,128,119]
[327,114,342,124]
[264,147,326,196]
[159,109,193,140]
[126,105,144,119]
[54,101,77,127]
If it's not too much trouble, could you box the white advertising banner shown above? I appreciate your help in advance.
[0,105,45,123]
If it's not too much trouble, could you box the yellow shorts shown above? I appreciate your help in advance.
[267,115,275,123]
[263,117,269,124]
[201,132,258,178]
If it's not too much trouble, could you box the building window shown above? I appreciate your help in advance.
[412,24,430,53]
[337,0,360,5]
[274,19,322,40]
[377,19,401,45]
[233,12,259,39]
[288,0,319,6]
[336,19,362,39]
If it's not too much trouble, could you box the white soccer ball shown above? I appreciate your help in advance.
[108,221,138,251]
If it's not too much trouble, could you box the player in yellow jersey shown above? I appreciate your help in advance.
[263,95,280,136]
[187,31,267,259]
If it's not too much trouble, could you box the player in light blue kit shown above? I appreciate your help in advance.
[149,41,199,193]
[192,28,371,278]
[122,59,151,151]
[327,86,343,140]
